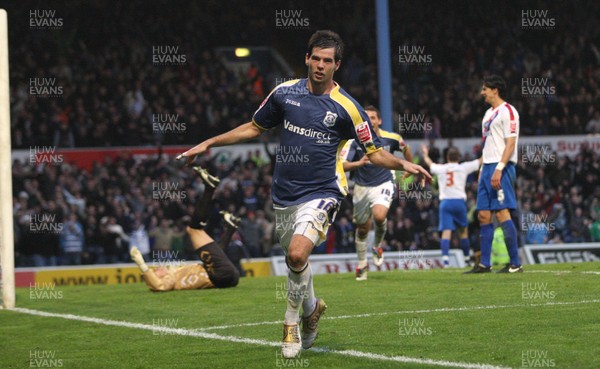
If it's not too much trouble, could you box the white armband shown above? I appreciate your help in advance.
[495,162,505,171]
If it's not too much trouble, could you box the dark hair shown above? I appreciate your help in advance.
[307,30,344,62]
[447,147,461,162]
[364,105,380,119]
[482,75,507,99]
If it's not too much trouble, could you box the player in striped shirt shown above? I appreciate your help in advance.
[421,144,480,267]
[177,30,431,358]
[341,106,413,280]
[466,75,522,274]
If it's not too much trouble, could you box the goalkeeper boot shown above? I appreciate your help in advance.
[372,245,384,267]
[193,166,220,189]
[130,246,149,272]
[301,298,327,349]
[220,210,241,229]
[282,323,302,358]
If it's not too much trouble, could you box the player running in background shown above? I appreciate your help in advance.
[466,75,523,273]
[177,30,431,358]
[341,105,413,280]
[421,144,480,267]
[131,167,241,291]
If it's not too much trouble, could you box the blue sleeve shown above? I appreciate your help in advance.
[252,88,283,130]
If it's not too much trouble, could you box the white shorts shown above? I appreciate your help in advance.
[352,182,395,224]
[274,197,340,254]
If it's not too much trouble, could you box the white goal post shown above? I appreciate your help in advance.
[0,8,15,309]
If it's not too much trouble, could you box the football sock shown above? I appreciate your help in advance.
[301,263,316,318]
[189,185,215,229]
[459,238,470,258]
[218,221,237,250]
[480,224,494,267]
[501,219,521,266]
[374,219,386,248]
[441,238,450,256]
[285,262,310,325]
[355,231,368,266]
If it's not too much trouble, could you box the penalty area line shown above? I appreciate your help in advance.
[9,307,510,369]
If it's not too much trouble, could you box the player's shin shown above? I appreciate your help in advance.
[301,263,316,317]
[355,230,368,268]
[285,261,310,325]
[374,219,387,248]
[500,220,521,266]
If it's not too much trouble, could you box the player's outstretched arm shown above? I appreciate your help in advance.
[403,145,414,163]
[177,122,262,164]
[420,144,434,167]
[367,149,432,185]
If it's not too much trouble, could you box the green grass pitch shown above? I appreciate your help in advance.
[1,262,599,369]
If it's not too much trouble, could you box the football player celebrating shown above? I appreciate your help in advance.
[177,30,431,358]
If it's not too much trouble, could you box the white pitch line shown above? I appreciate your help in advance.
[527,270,600,275]
[9,307,510,369]
[200,299,600,331]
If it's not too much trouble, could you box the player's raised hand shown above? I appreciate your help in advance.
[420,143,429,156]
[401,161,432,187]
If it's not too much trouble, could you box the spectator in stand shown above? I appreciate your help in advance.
[59,213,85,265]
[149,219,175,261]
[568,207,590,243]
[129,219,151,262]
[238,211,262,258]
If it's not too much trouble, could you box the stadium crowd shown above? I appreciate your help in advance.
[6,0,600,266]
[12,142,600,267]
[7,1,600,148]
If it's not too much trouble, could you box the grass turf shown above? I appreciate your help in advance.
[1,262,599,369]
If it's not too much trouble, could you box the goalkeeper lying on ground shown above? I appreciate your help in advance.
[131,167,240,291]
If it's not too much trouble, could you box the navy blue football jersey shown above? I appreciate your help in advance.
[252,79,382,206]
[341,130,407,186]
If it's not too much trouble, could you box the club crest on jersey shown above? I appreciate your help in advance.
[356,121,374,145]
[322,111,338,127]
